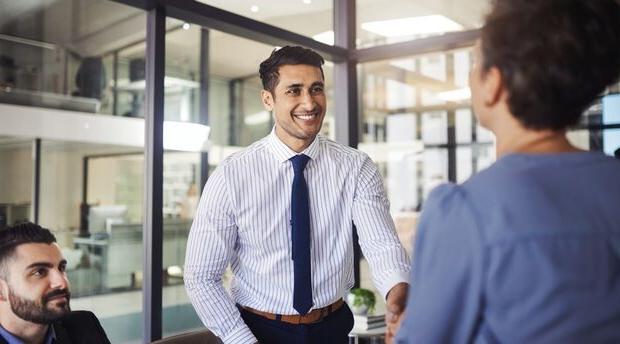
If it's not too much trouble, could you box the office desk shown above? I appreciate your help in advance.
[349,326,386,344]
[73,219,191,290]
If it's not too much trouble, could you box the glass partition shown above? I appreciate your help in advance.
[0,137,33,229]
[357,46,495,312]
[0,0,145,115]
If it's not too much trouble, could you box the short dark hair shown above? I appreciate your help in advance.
[481,0,620,130]
[0,222,57,278]
[259,46,325,94]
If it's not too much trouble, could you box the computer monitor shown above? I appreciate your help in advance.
[88,205,127,233]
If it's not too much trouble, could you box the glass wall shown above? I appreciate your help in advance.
[40,140,145,343]
[0,0,150,342]
[0,0,145,115]
[357,47,496,311]
[0,137,33,228]
[357,49,620,312]
[567,88,620,155]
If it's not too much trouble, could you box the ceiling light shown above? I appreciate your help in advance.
[362,15,463,37]
[303,0,312,4]
[244,111,271,126]
[436,87,471,102]
[250,5,259,12]
[182,23,190,30]
[313,31,334,45]
[164,121,210,152]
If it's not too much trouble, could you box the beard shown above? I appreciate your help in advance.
[8,287,71,324]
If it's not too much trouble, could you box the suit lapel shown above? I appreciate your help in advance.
[52,322,72,344]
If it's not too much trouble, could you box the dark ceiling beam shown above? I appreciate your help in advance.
[353,29,480,63]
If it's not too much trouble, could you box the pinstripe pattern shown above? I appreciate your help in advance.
[184,131,410,343]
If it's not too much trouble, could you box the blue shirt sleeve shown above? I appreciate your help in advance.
[396,183,484,343]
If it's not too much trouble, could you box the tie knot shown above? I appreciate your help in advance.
[290,154,310,174]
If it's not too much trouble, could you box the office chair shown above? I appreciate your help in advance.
[151,329,221,344]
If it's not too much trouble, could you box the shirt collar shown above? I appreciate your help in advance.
[267,128,322,163]
[0,324,55,344]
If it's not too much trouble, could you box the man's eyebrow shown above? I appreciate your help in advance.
[285,83,304,89]
[285,81,324,89]
[26,262,54,269]
[26,259,67,270]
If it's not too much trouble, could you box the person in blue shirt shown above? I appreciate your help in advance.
[395,0,620,342]
[0,222,109,344]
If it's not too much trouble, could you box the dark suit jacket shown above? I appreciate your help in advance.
[0,311,110,344]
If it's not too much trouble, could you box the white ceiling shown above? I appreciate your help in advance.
[0,0,489,80]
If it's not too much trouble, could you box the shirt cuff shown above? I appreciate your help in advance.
[221,323,257,344]
[378,270,410,300]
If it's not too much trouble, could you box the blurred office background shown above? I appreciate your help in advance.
[1,0,619,342]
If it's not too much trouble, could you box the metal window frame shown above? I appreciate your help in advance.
[108,0,480,341]
[143,4,166,342]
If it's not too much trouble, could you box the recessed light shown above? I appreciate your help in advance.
[250,5,259,12]
[362,15,463,37]
[313,31,334,45]
[182,23,190,30]
[303,0,312,4]
[436,88,471,102]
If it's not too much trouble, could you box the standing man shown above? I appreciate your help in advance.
[0,222,110,344]
[185,46,410,343]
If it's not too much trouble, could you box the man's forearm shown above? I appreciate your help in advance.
[184,269,256,343]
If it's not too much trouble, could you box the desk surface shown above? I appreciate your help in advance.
[349,326,386,337]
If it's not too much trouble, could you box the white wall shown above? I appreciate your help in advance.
[0,142,33,204]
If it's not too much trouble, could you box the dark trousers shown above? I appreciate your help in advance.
[239,303,354,344]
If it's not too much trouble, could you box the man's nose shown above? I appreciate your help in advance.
[299,91,315,110]
[50,270,69,290]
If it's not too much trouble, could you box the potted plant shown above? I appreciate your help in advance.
[346,288,376,315]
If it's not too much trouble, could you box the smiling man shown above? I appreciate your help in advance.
[185,46,410,343]
[0,222,110,344]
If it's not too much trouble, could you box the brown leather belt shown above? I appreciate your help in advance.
[242,299,345,325]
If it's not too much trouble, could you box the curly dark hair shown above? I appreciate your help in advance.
[481,0,620,130]
[0,222,57,278]
[259,46,325,95]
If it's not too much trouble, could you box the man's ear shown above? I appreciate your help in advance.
[483,66,505,107]
[261,90,274,111]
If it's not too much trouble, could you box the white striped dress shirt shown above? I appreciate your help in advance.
[184,131,410,343]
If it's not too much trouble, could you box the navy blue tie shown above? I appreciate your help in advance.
[290,154,313,315]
